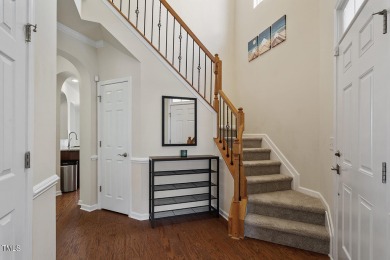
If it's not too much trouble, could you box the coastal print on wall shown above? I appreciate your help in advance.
[248,36,258,62]
[271,15,287,48]
[258,27,271,56]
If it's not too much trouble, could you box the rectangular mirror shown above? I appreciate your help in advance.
[162,96,197,146]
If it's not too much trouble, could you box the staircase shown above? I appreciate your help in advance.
[242,137,330,255]
[93,0,330,254]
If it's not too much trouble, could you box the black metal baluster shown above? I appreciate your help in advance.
[219,96,222,143]
[143,0,146,35]
[185,33,188,78]
[226,106,229,157]
[165,9,168,58]
[210,60,213,104]
[230,111,233,165]
[127,0,131,20]
[178,25,182,72]
[192,39,194,86]
[197,46,201,92]
[135,0,139,28]
[222,101,225,150]
[204,54,207,98]
[151,0,154,43]
[235,117,238,138]
[158,2,161,50]
[120,0,122,11]
[172,18,175,66]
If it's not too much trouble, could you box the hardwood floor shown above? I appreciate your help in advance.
[56,191,329,260]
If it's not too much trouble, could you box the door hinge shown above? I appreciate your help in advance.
[382,162,387,183]
[373,9,388,34]
[98,96,102,102]
[99,141,102,147]
[334,46,339,57]
[25,151,31,169]
[25,23,37,43]
[100,186,102,192]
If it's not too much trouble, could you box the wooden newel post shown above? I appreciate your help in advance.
[237,108,246,200]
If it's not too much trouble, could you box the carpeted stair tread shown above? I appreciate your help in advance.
[243,160,281,167]
[246,174,292,184]
[242,137,262,148]
[243,148,271,152]
[248,190,325,214]
[245,214,329,241]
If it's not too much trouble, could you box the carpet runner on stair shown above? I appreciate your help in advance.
[242,137,330,255]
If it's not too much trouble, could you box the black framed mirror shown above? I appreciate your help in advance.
[162,96,197,146]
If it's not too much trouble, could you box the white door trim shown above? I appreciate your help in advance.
[97,77,132,216]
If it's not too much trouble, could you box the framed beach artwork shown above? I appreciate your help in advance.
[258,27,271,56]
[248,36,258,62]
[271,15,286,48]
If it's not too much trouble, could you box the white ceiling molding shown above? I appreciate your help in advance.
[57,22,105,49]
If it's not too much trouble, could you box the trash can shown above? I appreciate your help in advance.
[60,161,78,192]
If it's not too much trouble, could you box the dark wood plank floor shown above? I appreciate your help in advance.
[56,191,329,260]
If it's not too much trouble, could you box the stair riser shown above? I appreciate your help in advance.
[243,151,270,161]
[245,165,280,176]
[247,203,326,226]
[247,180,291,194]
[244,225,330,255]
[243,139,262,148]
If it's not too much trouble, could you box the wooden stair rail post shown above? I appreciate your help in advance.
[237,108,246,200]
[229,107,246,239]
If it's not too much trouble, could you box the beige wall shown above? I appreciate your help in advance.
[234,0,334,213]
[33,0,57,259]
[33,0,57,185]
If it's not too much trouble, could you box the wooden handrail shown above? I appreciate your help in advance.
[219,90,239,115]
[160,0,216,62]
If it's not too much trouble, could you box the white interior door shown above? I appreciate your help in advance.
[0,0,29,258]
[170,103,195,144]
[336,1,389,259]
[99,79,131,215]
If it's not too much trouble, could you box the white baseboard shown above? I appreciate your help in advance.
[129,211,149,221]
[33,175,59,200]
[56,190,62,196]
[80,203,99,212]
[245,134,300,189]
[219,209,229,221]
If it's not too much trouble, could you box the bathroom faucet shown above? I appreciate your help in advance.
[68,132,78,148]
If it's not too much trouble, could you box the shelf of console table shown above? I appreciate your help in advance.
[149,155,219,227]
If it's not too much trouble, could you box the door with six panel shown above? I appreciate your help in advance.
[99,79,131,215]
[0,0,30,259]
[336,0,389,259]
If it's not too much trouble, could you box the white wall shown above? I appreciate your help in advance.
[57,30,99,207]
[63,0,236,217]
[60,92,68,139]
[234,0,334,217]
[33,0,57,259]
[167,0,237,101]
[32,187,56,260]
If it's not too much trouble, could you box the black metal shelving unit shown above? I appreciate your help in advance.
[149,155,219,227]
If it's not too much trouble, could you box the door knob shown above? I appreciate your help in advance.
[118,152,128,158]
[331,164,340,175]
